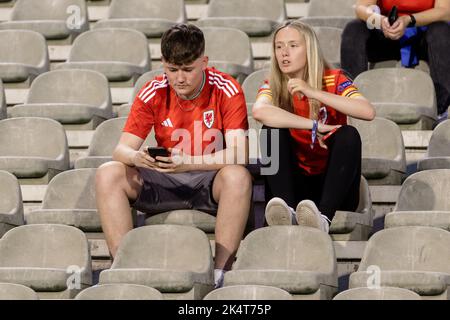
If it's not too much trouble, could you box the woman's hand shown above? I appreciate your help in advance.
[381,15,409,40]
[316,123,342,150]
[287,78,317,99]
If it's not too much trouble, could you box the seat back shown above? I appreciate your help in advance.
[395,169,450,211]
[0,30,48,67]
[307,0,356,17]
[206,0,286,22]
[11,0,88,21]
[427,120,450,157]
[108,0,186,22]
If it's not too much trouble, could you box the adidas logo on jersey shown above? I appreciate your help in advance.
[161,118,174,128]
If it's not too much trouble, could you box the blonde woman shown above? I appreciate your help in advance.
[252,21,375,232]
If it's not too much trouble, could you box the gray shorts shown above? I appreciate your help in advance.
[131,168,219,216]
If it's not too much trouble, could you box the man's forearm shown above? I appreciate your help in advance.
[112,144,138,166]
[184,145,249,171]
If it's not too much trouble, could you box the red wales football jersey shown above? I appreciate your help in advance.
[378,0,434,16]
[124,67,248,156]
[257,69,362,175]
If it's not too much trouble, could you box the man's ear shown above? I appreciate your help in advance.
[201,55,209,70]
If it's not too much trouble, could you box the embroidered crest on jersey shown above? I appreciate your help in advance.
[203,110,215,128]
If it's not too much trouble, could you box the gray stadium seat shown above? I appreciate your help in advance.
[94,0,187,38]
[0,80,5,119]
[0,283,39,300]
[204,285,293,300]
[333,287,421,300]
[0,118,70,184]
[349,226,450,299]
[349,117,406,185]
[300,0,356,29]
[242,69,269,105]
[354,68,437,130]
[25,169,101,232]
[0,224,92,299]
[313,26,342,66]
[0,30,49,85]
[329,176,373,241]
[224,226,338,300]
[384,169,450,232]
[145,209,216,233]
[417,120,450,171]
[117,69,164,117]
[56,28,151,85]
[74,118,157,169]
[202,27,254,83]
[75,283,163,300]
[8,70,113,130]
[99,225,214,300]
[0,171,24,238]
[196,0,287,36]
[0,0,89,44]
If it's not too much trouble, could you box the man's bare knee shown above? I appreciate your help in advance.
[96,161,142,200]
[215,165,252,195]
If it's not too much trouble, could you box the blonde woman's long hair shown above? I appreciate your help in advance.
[269,21,331,119]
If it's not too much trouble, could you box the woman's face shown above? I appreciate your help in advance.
[274,27,307,79]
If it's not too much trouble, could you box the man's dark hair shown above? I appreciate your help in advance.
[161,24,205,65]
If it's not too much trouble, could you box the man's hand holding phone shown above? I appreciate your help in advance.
[146,147,190,173]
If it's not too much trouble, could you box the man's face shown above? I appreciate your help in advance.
[163,56,208,99]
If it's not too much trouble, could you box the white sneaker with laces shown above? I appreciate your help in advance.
[214,269,225,289]
[295,200,330,233]
[265,197,296,226]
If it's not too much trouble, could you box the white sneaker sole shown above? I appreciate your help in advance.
[295,200,321,229]
[265,197,293,226]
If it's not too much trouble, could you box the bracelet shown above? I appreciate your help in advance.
[311,120,318,149]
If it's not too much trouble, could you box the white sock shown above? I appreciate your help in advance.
[214,269,225,288]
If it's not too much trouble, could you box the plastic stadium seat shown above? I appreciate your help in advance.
[0,80,5,119]
[117,69,164,117]
[300,0,356,29]
[56,28,151,84]
[354,68,437,130]
[313,26,342,66]
[0,0,89,44]
[94,0,187,38]
[333,287,421,300]
[417,120,450,171]
[196,0,287,36]
[0,118,70,184]
[349,226,450,300]
[0,30,49,85]
[202,27,254,83]
[242,69,269,105]
[99,225,214,300]
[349,117,406,185]
[145,209,216,234]
[0,224,92,299]
[8,70,113,130]
[224,226,338,300]
[74,118,157,169]
[26,168,101,232]
[0,171,24,238]
[0,283,39,300]
[384,169,450,232]
[204,285,293,300]
[75,283,163,300]
[329,176,373,241]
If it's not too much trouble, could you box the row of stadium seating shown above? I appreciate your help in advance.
[0,221,449,299]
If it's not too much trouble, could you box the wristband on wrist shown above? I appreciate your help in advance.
[311,120,318,149]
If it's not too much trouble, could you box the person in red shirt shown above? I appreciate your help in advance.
[341,0,450,118]
[95,24,251,288]
[253,21,375,232]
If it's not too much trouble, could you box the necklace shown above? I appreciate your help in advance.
[174,72,206,112]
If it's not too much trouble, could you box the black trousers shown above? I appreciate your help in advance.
[260,125,362,221]
[341,20,450,115]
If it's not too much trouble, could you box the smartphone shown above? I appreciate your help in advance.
[388,5,398,26]
[147,146,170,159]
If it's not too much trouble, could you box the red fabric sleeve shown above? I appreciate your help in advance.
[123,87,155,140]
[220,82,249,131]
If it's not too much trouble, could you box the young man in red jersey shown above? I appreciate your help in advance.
[95,24,252,288]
